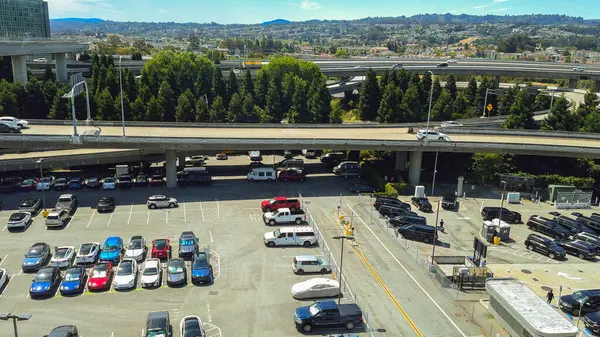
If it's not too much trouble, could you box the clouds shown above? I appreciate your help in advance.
[46,0,120,16]
[300,0,320,10]
[473,4,490,9]
[492,0,509,2]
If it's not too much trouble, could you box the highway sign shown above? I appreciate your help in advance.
[70,73,84,96]
[487,104,493,112]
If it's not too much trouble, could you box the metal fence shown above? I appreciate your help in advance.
[555,191,592,209]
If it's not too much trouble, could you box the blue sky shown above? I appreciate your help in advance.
[46,0,600,23]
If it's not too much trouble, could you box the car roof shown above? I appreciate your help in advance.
[168,258,185,266]
[130,235,143,241]
[105,237,122,243]
[144,259,160,268]
[56,246,75,250]
[295,255,319,261]
[31,242,48,248]
[301,278,339,287]
[149,195,167,199]
[180,231,195,238]
[58,194,74,198]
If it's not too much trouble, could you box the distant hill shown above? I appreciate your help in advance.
[50,18,106,32]
[262,19,290,26]
[52,18,105,23]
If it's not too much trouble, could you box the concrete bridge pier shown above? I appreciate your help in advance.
[54,53,68,82]
[10,55,28,85]
[395,151,407,171]
[494,76,501,88]
[568,79,577,89]
[595,80,600,92]
[408,151,422,185]
[67,52,77,60]
[165,150,178,188]
[178,155,186,170]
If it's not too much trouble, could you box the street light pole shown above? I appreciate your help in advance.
[36,159,45,210]
[0,312,33,337]
[498,181,507,225]
[62,79,92,138]
[431,151,439,196]
[481,88,489,118]
[119,56,125,137]
[424,71,435,145]
[431,201,441,266]
[332,235,354,305]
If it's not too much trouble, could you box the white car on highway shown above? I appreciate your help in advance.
[76,242,100,264]
[140,258,162,288]
[447,59,458,64]
[113,258,138,290]
[573,67,586,72]
[354,65,367,69]
[440,121,463,128]
[102,177,117,190]
[36,177,55,191]
[291,278,341,299]
[0,116,29,129]
[180,315,206,337]
[50,246,76,269]
[416,129,451,141]
[7,212,32,230]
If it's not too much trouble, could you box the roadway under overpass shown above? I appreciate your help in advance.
[1,122,600,187]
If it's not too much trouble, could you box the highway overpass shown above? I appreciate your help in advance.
[1,122,600,187]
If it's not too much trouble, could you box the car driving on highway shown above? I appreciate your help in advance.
[416,130,450,141]
[573,67,586,72]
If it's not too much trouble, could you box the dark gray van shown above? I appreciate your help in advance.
[277,159,304,170]
[333,161,360,177]
[145,311,171,337]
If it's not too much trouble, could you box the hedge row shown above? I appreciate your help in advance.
[360,161,413,197]
[510,172,594,189]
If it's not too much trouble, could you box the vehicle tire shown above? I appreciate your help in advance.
[438,137,444,140]
[295,218,302,225]
[290,206,296,212]
[574,309,581,316]
[578,253,585,259]
[269,219,276,226]
[345,321,355,330]
[149,204,157,209]
[265,207,271,212]
[168,203,176,208]
[267,242,275,247]
[283,178,288,182]
[320,268,328,274]
[303,241,311,247]
[549,253,556,259]
[302,324,313,332]
[267,178,272,182]
[527,245,534,251]
[8,129,14,133]
[249,178,254,182]
[296,269,304,275]
[423,237,431,244]
[300,178,305,182]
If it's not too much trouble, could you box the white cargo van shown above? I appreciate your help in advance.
[263,226,317,247]
[247,167,276,182]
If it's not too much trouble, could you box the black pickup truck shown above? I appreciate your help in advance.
[294,300,363,333]
[177,168,212,186]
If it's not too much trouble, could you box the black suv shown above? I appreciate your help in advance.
[178,172,212,186]
[553,215,597,236]
[411,197,432,212]
[584,311,600,335]
[572,214,600,233]
[557,240,596,260]
[441,195,457,210]
[374,196,411,212]
[560,289,600,316]
[575,232,600,254]
[526,216,571,240]
[0,176,22,193]
[320,152,347,166]
[523,234,566,260]
[481,207,522,223]
[389,215,426,228]
[396,224,437,244]
[379,204,413,218]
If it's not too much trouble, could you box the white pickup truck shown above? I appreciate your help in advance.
[263,208,307,225]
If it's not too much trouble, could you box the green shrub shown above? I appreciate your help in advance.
[384,183,399,198]
[509,172,594,189]
[360,161,386,189]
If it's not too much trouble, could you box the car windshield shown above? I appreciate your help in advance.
[99,198,111,204]
[64,269,81,281]
[183,320,202,337]
[58,197,71,203]
[56,178,67,183]
[47,214,58,220]
[80,244,93,255]
[105,178,115,183]
[21,199,34,206]
[104,244,119,252]
[91,266,107,278]
[143,266,158,276]
[26,246,43,258]
[118,263,133,275]
[572,291,588,302]
[129,239,142,249]
[269,199,276,204]
[23,179,34,184]
[55,249,68,259]
[193,255,208,268]
[273,229,281,237]
[154,240,167,250]
[88,178,98,182]
[309,303,321,316]
[34,271,52,282]
[443,196,454,201]
[147,330,166,337]
[9,213,25,221]
[168,264,184,273]
[40,178,52,183]
[181,239,195,246]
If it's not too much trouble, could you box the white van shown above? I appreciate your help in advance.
[247,167,276,182]
[264,226,317,247]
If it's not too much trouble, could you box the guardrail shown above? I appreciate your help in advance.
[440,127,600,140]
[0,149,147,165]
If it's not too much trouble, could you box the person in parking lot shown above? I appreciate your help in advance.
[439,219,444,232]
[546,289,554,304]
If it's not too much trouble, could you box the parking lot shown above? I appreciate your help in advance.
[0,173,375,337]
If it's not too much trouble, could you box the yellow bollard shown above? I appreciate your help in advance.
[493,236,501,245]
[41,209,49,218]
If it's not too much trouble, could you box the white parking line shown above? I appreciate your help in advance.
[206,301,212,322]
[127,202,134,226]
[146,211,150,225]
[111,332,114,337]
[106,212,114,228]
[0,275,14,298]
[216,199,220,219]
[166,211,168,224]
[183,202,187,223]
[0,254,7,266]
[1,226,6,232]
[86,210,96,228]
[209,230,214,243]
[67,207,79,229]
[200,202,205,222]
[347,204,468,337]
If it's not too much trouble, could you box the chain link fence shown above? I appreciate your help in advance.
[555,191,592,209]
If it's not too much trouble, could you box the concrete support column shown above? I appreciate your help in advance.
[54,53,68,82]
[165,150,178,188]
[395,151,407,171]
[408,151,423,185]
[494,76,501,88]
[568,79,577,89]
[178,155,186,170]
[595,80,600,92]
[11,55,28,85]
[67,52,77,60]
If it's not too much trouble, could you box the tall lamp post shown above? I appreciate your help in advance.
[424,70,435,143]
[119,55,125,137]
[498,180,507,225]
[62,79,92,138]
[332,235,355,305]
[0,312,33,337]
[430,200,441,267]
[36,158,46,210]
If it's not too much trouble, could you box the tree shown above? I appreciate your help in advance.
[380,70,391,90]
[113,93,132,121]
[581,112,600,133]
[264,82,283,123]
[466,77,478,106]
[21,79,49,119]
[334,49,349,58]
[104,65,119,97]
[330,99,344,124]
[145,97,162,121]
[377,83,400,123]
[242,94,260,123]
[241,69,254,98]
[227,92,243,122]
[470,153,513,184]
[358,69,381,121]
[445,74,457,99]
[254,71,269,108]
[309,80,331,123]
[541,96,577,131]
[431,89,453,121]
[124,68,137,102]
[194,97,210,123]
[226,70,238,103]
[131,97,146,121]
[289,79,310,123]
[95,88,116,121]
[401,85,422,122]
[43,65,54,82]
[452,93,470,119]
[194,71,212,104]
[430,79,442,110]
[210,96,227,123]
[48,90,69,119]
[187,34,201,52]
[420,71,432,103]
[212,69,226,101]
[175,89,196,122]
[503,90,535,129]
[131,51,142,61]
[157,80,176,122]
[282,74,296,116]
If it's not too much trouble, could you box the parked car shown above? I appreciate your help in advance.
[0,268,7,291]
[87,261,113,291]
[416,130,450,141]
[396,224,437,243]
[29,266,61,298]
[97,196,116,212]
[53,178,69,191]
[67,178,85,189]
[278,169,306,182]
[166,258,187,286]
[22,242,51,272]
[191,248,213,284]
[293,255,331,275]
[141,258,162,288]
[55,194,78,214]
[263,208,307,225]
[151,238,172,259]
[379,204,413,218]
[481,207,522,223]
[374,196,411,211]
[560,289,600,316]
[45,209,70,227]
[0,176,22,193]
[178,231,199,259]
[261,196,301,212]
[332,161,360,178]
[441,195,457,210]
[60,265,87,295]
[144,312,171,337]
[320,152,346,166]
[36,177,54,191]
[135,174,149,187]
[523,234,566,260]
[49,246,76,269]
[149,175,165,186]
[113,258,138,290]
[177,168,212,186]
[553,215,597,235]
[293,300,363,332]
[574,232,600,253]
[147,195,178,209]
[215,153,228,160]
[247,167,276,182]
[349,183,379,193]
[99,236,124,263]
[556,240,597,260]
[180,316,206,337]
[117,175,133,189]
[19,178,38,191]
[7,211,32,231]
[76,242,100,264]
[526,216,571,240]
[264,226,316,247]
[102,177,117,190]
[388,214,425,228]
[125,235,147,262]
[85,177,101,189]
[45,326,79,337]
[291,278,340,299]
[411,197,432,212]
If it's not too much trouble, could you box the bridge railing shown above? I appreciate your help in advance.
[440,127,600,140]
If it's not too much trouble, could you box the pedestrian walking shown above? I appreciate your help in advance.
[439,219,445,232]
[547,289,554,304]
[481,260,487,268]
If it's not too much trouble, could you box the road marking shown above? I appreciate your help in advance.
[86,210,96,228]
[209,230,214,243]
[216,198,220,219]
[166,211,168,224]
[0,254,7,266]
[68,207,79,229]
[206,301,212,322]
[18,269,22,275]
[147,211,150,225]
[200,202,205,222]
[106,212,114,228]
[111,333,114,337]
[183,202,187,223]
[1,226,6,232]
[347,204,468,337]
[0,275,14,298]
[127,202,134,226]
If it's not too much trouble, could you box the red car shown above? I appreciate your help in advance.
[87,261,113,291]
[216,153,228,160]
[277,169,306,182]
[149,175,164,187]
[151,239,172,259]
[261,196,301,212]
[19,178,38,191]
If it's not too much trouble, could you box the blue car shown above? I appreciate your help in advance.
[191,248,213,284]
[60,265,86,295]
[22,242,51,273]
[67,178,85,189]
[99,237,124,263]
[30,266,61,298]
